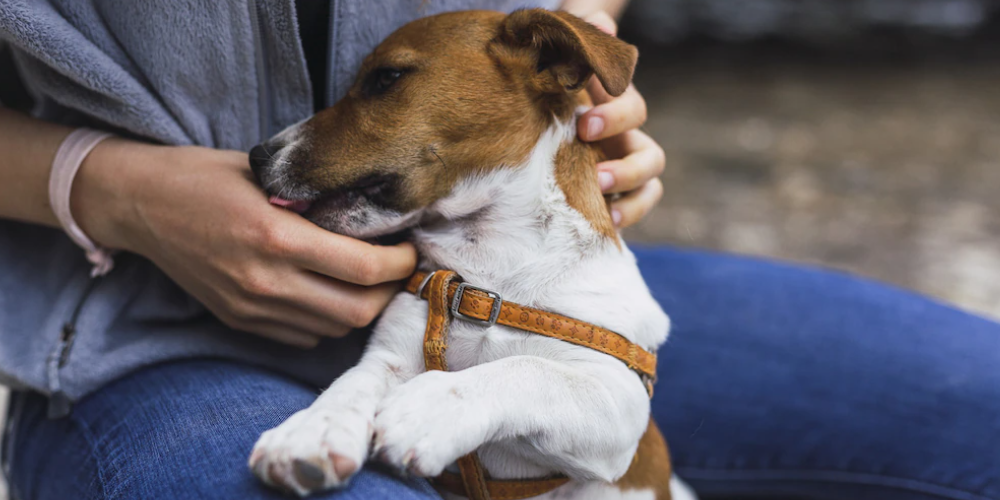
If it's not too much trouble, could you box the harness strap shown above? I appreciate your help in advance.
[411,270,660,500]
[419,270,492,500]
[435,470,572,500]
[407,271,658,394]
[422,270,456,372]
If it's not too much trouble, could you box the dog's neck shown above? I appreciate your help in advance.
[408,115,667,483]
[413,115,620,303]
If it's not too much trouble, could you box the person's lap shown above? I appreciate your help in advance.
[638,246,1000,500]
[5,246,998,500]
[3,361,439,500]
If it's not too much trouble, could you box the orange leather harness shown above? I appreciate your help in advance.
[405,270,659,500]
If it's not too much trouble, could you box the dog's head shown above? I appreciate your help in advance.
[250,9,637,238]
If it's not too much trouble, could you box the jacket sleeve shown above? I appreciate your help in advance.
[0,0,199,145]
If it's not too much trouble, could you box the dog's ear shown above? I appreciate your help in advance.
[498,9,637,97]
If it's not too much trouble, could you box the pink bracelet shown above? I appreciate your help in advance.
[49,129,115,277]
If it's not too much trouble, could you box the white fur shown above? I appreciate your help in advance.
[250,117,693,499]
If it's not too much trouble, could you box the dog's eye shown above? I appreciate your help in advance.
[367,68,404,96]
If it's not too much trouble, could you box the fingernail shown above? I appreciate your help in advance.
[612,210,623,227]
[586,117,604,140]
[598,171,614,191]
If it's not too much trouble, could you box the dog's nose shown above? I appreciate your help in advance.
[248,144,277,183]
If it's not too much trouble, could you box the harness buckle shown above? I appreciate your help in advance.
[640,372,657,397]
[414,271,436,298]
[451,282,503,327]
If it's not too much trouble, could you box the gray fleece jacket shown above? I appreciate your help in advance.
[0,0,556,416]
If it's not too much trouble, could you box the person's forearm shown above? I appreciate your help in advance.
[0,107,159,250]
[0,107,73,227]
[561,0,629,18]
[0,108,418,346]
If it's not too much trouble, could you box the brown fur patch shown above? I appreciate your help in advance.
[615,419,673,499]
[498,10,638,98]
[554,134,619,244]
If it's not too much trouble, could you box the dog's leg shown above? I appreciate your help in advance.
[372,355,649,482]
[248,348,413,495]
[249,297,427,496]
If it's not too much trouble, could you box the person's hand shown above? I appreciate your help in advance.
[577,11,666,229]
[72,141,417,348]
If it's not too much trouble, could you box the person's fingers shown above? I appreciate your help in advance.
[578,85,647,142]
[244,322,323,349]
[610,177,663,229]
[202,283,343,344]
[596,131,666,194]
[583,11,618,36]
[283,272,402,329]
[205,298,325,348]
[266,302,354,338]
[585,74,613,106]
[268,215,418,285]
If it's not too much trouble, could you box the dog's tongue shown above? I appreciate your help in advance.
[268,195,312,214]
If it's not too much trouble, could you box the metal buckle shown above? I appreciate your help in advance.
[639,372,657,397]
[451,282,503,326]
[414,271,436,298]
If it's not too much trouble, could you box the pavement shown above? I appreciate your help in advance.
[625,40,1000,321]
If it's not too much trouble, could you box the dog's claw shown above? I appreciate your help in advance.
[402,449,415,468]
[249,448,263,467]
[371,435,385,456]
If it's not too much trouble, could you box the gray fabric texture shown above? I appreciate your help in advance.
[0,0,558,401]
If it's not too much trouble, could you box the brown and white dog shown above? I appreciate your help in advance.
[248,9,695,500]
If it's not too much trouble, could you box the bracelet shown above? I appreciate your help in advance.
[49,129,115,277]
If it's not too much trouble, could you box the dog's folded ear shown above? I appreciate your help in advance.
[497,9,638,97]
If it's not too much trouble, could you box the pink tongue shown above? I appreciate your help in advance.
[269,195,312,214]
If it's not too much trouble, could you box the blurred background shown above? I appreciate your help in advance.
[618,0,1000,321]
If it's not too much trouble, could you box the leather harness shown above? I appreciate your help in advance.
[405,270,659,500]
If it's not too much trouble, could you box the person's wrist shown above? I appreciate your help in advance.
[71,138,158,254]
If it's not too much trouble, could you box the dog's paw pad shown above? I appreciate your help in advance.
[292,458,328,492]
[330,453,358,479]
[249,408,372,495]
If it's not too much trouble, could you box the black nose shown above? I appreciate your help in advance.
[248,144,277,183]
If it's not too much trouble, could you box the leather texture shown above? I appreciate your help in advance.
[407,271,658,392]
[410,270,661,500]
[455,453,493,500]
[419,270,496,500]
[422,270,458,372]
[435,470,571,500]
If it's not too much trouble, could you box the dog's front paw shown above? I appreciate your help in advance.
[372,371,490,477]
[249,406,371,496]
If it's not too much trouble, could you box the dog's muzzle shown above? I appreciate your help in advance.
[249,144,279,185]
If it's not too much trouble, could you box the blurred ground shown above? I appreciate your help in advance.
[623,36,1000,321]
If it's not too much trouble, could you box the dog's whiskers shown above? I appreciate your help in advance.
[429,146,447,169]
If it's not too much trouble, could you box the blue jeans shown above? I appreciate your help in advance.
[5,247,999,500]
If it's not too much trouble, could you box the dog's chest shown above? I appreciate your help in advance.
[419,257,668,378]
[442,320,564,372]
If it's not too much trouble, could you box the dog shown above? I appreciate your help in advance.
[248,9,695,500]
